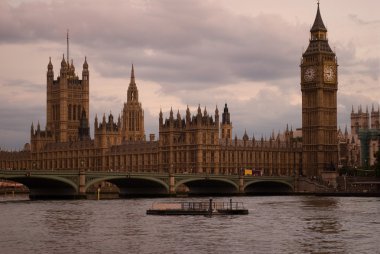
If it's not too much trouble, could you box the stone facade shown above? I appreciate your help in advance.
[0,59,303,176]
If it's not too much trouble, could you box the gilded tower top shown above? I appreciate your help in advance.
[303,3,334,56]
[310,3,327,33]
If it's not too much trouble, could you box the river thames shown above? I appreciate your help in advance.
[0,195,379,254]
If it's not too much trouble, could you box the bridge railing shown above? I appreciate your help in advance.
[0,168,297,181]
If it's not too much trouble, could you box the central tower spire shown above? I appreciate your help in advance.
[122,64,145,141]
[127,64,138,102]
[66,29,70,63]
[131,63,135,84]
[67,29,69,63]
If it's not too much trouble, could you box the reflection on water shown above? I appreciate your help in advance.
[299,197,346,253]
[0,196,379,253]
[301,197,339,209]
[45,205,92,237]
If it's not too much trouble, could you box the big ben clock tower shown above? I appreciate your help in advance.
[301,3,338,177]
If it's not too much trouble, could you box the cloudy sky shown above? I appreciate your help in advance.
[0,0,379,150]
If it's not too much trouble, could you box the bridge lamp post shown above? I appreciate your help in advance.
[80,159,84,172]
[292,143,296,177]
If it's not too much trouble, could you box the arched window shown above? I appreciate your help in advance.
[68,104,72,120]
[78,105,81,120]
[73,105,76,120]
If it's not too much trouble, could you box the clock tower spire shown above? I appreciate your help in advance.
[300,3,338,177]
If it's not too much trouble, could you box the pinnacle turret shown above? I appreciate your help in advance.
[61,54,67,67]
[243,129,249,141]
[197,105,202,115]
[222,103,230,124]
[48,57,53,70]
[83,56,88,69]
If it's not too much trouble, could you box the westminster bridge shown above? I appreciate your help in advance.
[0,169,299,199]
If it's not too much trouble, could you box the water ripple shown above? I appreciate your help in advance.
[1,196,380,253]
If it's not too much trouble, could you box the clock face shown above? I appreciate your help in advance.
[324,65,335,82]
[304,67,316,82]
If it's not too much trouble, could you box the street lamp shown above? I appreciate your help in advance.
[80,159,84,172]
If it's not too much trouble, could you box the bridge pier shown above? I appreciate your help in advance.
[169,173,176,196]
[239,175,244,194]
[77,170,87,199]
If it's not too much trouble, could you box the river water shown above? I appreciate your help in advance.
[0,195,379,254]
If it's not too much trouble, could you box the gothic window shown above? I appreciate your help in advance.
[129,112,132,131]
[68,104,72,120]
[133,112,136,131]
[73,105,76,120]
[136,112,139,131]
[78,105,81,120]
[54,105,58,120]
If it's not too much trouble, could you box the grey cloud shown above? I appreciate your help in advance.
[348,14,380,26]
[0,105,44,149]
[335,42,379,82]
[1,79,44,93]
[0,0,306,92]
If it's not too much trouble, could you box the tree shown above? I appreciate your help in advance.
[373,151,380,177]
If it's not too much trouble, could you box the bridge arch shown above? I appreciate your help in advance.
[176,177,239,195]
[5,175,78,199]
[85,176,169,196]
[244,180,294,194]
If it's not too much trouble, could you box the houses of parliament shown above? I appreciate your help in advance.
[0,4,366,179]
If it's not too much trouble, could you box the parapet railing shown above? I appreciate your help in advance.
[151,200,246,211]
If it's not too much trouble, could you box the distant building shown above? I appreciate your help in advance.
[347,105,380,167]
